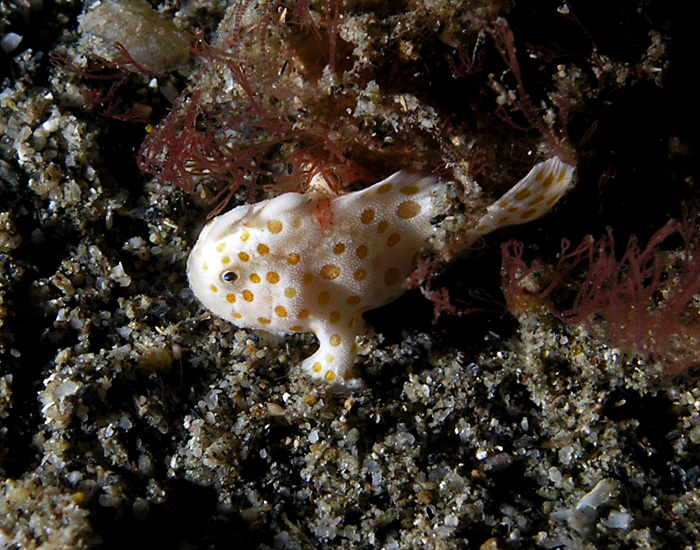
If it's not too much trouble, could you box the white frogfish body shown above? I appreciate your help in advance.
[187,158,575,388]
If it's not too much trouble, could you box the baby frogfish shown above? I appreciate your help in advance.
[187,157,575,389]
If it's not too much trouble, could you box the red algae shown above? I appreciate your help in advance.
[137,0,521,215]
[501,215,700,372]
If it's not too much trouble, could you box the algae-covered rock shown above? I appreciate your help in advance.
[79,0,191,74]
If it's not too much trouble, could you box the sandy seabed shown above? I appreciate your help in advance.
[1,0,699,548]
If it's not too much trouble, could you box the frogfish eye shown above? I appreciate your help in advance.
[220,271,239,284]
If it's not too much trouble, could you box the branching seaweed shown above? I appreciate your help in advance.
[50,45,157,122]
[449,15,579,167]
[501,215,700,372]
[138,0,369,216]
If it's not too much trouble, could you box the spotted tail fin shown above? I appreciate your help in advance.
[474,157,575,236]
